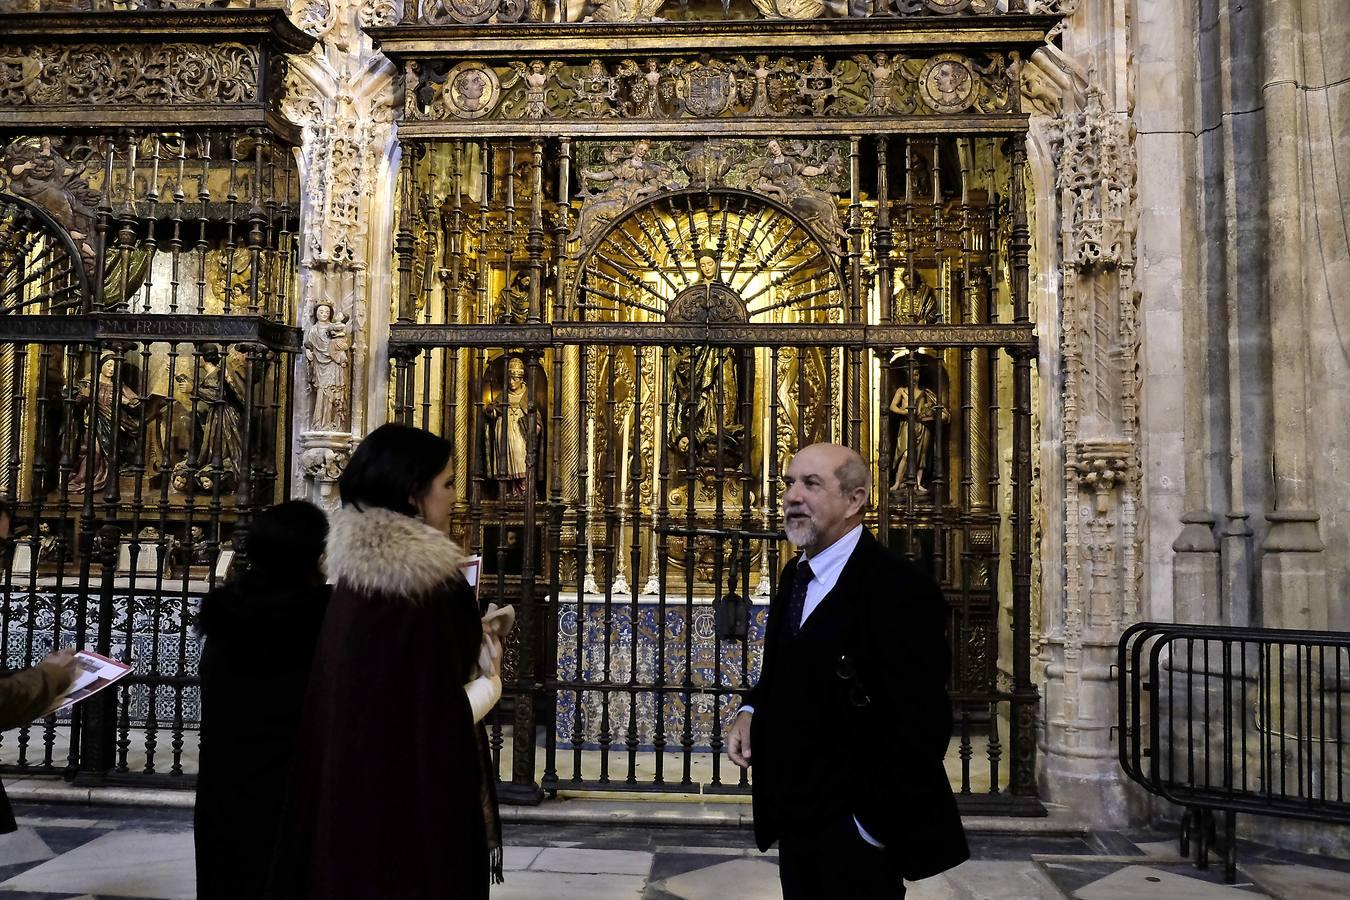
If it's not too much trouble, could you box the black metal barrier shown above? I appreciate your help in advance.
[1119,622,1350,882]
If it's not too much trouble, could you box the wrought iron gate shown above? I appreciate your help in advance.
[0,2,310,785]
[388,126,1045,813]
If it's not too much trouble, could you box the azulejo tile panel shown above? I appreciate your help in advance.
[554,595,767,751]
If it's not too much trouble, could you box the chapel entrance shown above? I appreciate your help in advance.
[387,126,1043,814]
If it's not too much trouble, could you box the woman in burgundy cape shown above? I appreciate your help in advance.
[266,424,502,899]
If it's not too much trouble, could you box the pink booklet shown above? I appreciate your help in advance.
[43,651,132,716]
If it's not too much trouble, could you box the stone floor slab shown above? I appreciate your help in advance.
[504,845,544,871]
[1244,863,1350,900]
[530,847,653,875]
[494,871,646,899]
[0,830,194,900]
[937,860,1067,899]
[656,857,782,900]
[0,829,53,868]
[1072,865,1269,900]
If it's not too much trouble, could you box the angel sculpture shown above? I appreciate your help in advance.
[503,60,563,119]
[850,52,912,115]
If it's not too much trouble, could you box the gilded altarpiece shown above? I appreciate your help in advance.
[379,5,1056,811]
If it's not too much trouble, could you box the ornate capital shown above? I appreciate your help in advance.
[1076,439,1130,515]
[1052,88,1136,273]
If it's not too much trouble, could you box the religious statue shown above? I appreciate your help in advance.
[36,521,61,565]
[496,270,532,324]
[667,253,749,471]
[749,139,847,249]
[570,140,674,246]
[304,302,351,432]
[484,357,534,499]
[191,345,247,494]
[69,354,143,493]
[888,370,948,495]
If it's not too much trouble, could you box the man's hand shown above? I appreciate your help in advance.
[727,710,753,769]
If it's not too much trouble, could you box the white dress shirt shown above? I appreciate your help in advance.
[739,523,882,847]
[796,523,863,629]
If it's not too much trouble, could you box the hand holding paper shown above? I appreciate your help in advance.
[476,603,515,679]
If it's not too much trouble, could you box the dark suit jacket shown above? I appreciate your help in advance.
[744,527,969,881]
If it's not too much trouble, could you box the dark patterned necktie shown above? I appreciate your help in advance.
[786,559,815,637]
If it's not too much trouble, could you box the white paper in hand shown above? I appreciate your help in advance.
[44,651,132,716]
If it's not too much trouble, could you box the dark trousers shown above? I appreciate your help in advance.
[777,813,906,899]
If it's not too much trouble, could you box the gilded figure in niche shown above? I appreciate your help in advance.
[749,139,846,249]
[667,253,750,472]
[191,345,247,494]
[496,270,532,324]
[69,354,142,493]
[304,302,351,432]
[482,356,546,500]
[888,365,948,495]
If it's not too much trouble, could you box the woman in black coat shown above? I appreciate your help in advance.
[193,500,330,900]
[265,423,504,900]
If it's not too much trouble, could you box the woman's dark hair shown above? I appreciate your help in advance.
[243,500,328,579]
[339,423,452,517]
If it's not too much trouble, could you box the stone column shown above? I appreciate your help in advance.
[285,0,400,506]
[1258,0,1328,630]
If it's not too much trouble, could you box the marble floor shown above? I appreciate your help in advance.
[1,802,1349,898]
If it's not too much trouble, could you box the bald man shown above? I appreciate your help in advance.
[727,443,967,897]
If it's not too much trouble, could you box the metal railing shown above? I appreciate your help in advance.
[1119,622,1350,882]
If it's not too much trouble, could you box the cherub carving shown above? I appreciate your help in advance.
[503,59,563,119]
[734,55,796,117]
[619,58,666,118]
[850,52,910,115]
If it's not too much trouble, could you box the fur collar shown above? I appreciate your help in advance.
[326,504,468,600]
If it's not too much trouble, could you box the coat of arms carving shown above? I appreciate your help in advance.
[674,57,738,118]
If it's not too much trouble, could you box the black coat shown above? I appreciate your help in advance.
[264,505,500,900]
[193,570,329,900]
[744,527,969,881]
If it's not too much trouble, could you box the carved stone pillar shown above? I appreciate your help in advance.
[284,0,399,506]
[1035,77,1142,820]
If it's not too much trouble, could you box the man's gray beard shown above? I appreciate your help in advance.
[784,517,817,549]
